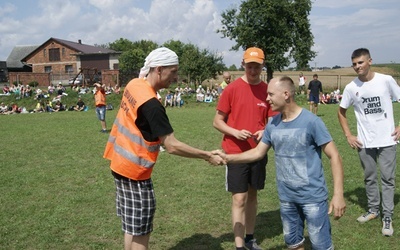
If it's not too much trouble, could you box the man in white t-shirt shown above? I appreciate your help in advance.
[338,48,400,237]
[298,72,306,94]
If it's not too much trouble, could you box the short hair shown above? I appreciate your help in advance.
[351,48,371,59]
[223,71,231,79]
[313,74,318,78]
[278,76,296,97]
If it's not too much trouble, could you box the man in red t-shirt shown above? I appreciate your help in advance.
[213,47,277,250]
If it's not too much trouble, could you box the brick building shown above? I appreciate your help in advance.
[8,38,120,87]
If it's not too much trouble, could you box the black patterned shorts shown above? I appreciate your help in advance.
[114,176,156,235]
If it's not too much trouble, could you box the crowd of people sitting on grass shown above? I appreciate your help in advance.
[0,102,22,114]
[0,96,86,114]
[320,88,342,105]
[2,79,223,114]
[0,81,119,115]
[195,84,219,103]
[161,83,220,108]
[162,85,191,108]
[164,90,183,107]
[70,83,120,95]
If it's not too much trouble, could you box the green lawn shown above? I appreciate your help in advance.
[1,96,400,249]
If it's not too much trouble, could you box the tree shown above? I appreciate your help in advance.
[228,64,238,71]
[131,40,159,56]
[109,39,158,84]
[164,41,225,86]
[179,44,224,87]
[290,0,316,71]
[108,38,224,87]
[163,40,187,59]
[107,38,136,52]
[118,49,147,84]
[218,0,315,81]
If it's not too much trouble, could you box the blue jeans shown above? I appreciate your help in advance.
[280,200,333,250]
[96,105,106,121]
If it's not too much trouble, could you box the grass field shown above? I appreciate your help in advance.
[1,93,400,249]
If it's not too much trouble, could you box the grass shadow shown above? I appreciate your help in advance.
[254,208,282,241]
[344,187,369,211]
[257,210,312,250]
[169,209,283,249]
[344,186,400,212]
[168,233,231,250]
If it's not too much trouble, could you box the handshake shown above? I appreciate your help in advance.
[206,150,227,166]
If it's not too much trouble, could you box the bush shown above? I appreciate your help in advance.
[28,81,39,87]
[13,81,23,86]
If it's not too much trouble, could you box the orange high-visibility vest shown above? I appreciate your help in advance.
[103,78,160,180]
[95,89,106,106]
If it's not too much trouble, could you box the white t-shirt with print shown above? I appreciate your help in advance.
[340,72,400,148]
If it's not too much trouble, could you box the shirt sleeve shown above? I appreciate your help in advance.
[137,98,174,142]
[388,76,400,101]
[216,86,231,114]
[339,85,353,109]
[312,117,332,147]
[261,118,274,146]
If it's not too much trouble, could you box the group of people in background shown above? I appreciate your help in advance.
[161,80,225,107]
[0,101,21,114]
[320,88,342,105]
[103,46,400,250]
[164,89,183,107]
[0,80,115,114]
[2,83,34,99]
[298,73,343,115]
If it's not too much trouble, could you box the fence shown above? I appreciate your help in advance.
[226,72,400,92]
[8,70,120,87]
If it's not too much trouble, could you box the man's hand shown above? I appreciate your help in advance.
[346,134,362,149]
[328,194,346,220]
[252,130,264,142]
[391,126,400,142]
[207,150,226,165]
[234,129,253,141]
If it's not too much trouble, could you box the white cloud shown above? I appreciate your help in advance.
[0,0,399,68]
[0,2,15,15]
[310,3,400,67]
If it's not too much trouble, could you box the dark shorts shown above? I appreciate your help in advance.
[309,94,319,104]
[226,155,268,193]
[114,175,156,236]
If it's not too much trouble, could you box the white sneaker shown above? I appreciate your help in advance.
[357,210,379,223]
[382,217,393,236]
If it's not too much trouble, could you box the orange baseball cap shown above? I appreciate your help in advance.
[243,47,265,64]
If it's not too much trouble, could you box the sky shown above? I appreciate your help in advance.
[0,0,399,69]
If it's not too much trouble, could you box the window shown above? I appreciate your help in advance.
[44,66,52,73]
[43,49,46,57]
[65,65,73,73]
[62,48,65,57]
[49,48,60,61]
